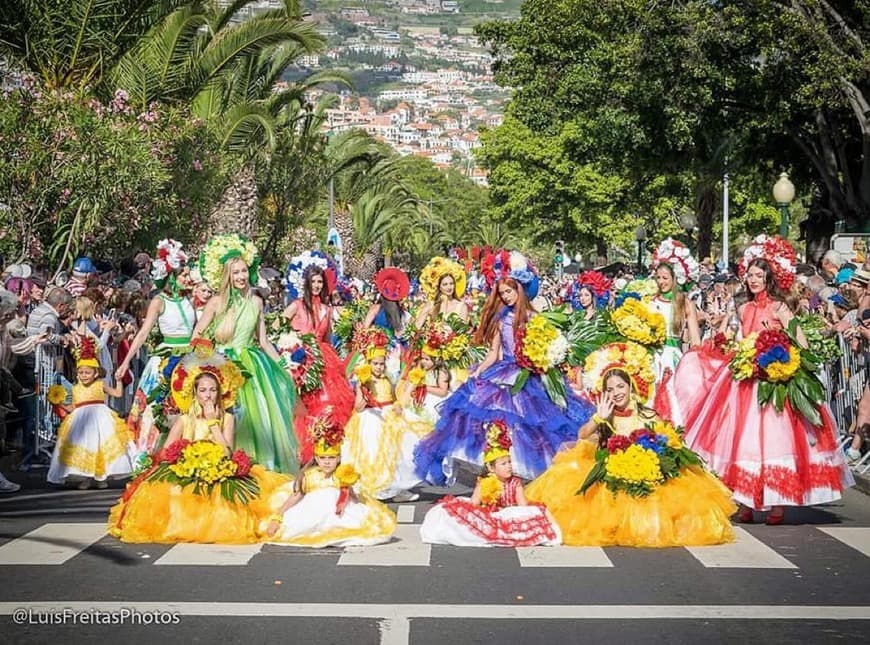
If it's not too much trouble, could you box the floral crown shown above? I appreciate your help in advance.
[150,239,188,284]
[569,270,612,309]
[310,412,344,457]
[170,353,245,414]
[483,419,512,463]
[652,238,700,288]
[74,335,100,369]
[480,249,539,299]
[353,327,390,357]
[419,256,467,300]
[284,250,335,300]
[583,342,655,403]
[198,234,260,290]
[738,234,797,292]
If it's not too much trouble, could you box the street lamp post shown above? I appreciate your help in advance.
[635,225,647,274]
[679,209,698,254]
[773,172,795,239]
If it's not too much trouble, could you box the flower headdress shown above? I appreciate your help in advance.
[480,249,539,299]
[150,239,188,286]
[74,335,100,369]
[284,250,337,301]
[583,342,656,403]
[738,234,797,292]
[170,352,245,414]
[365,330,390,361]
[419,256,467,300]
[310,412,344,457]
[652,238,700,289]
[483,419,512,463]
[198,234,260,290]
[569,270,612,309]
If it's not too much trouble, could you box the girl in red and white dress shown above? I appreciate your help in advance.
[676,235,853,524]
[420,420,561,547]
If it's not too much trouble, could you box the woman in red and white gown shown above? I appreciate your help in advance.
[675,252,853,524]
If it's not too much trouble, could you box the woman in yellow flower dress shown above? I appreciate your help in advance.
[342,344,430,501]
[48,337,134,489]
[108,356,287,544]
[526,344,735,547]
[262,418,396,547]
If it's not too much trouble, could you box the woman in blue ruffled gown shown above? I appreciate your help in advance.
[414,277,595,484]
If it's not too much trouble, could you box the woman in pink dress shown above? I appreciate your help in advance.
[283,263,355,464]
[676,235,853,524]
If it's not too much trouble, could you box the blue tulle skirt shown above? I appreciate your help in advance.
[413,360,594,484]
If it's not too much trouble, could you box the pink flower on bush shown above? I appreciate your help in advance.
[192,159,203,171]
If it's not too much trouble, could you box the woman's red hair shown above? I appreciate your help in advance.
[473,278,532,346]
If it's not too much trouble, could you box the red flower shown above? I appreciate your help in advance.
[230,449,252,477]
[607,435,632,453]
[160,439,191,464]
[578,270,613,297]
[172,364,187,392]
[629,428,653,443]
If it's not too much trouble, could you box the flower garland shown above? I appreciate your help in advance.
[579,421,703,498]
[145,439,259,503]
[738,234,797,292]
[513,314,570,408]
[198,234,260,290]
[608,298,667,347]
[727,323,826,424]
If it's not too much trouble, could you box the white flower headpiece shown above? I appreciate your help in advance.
[651,237,700,287]
[150,239,188,283]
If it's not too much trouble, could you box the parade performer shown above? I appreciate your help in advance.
[342,338,429,501]
[568,270,611,321]
[108,356,284,543]
[420,420,561,547]
[676,235,854,524]
[354,268,411,380]
[190,266,213,318]
[190,234,304,474]
[414,251,595,484]
[116,240,195,459]
[526,344,735,547]
[262,415,396,547]
[397,346,450,425]
[281,251,355,463]
[48,337,134,488]
[648,238,702,424]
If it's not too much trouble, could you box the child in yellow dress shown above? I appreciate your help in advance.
[262,416,396,547]
[48,337,133,488]
[108,353,286,543]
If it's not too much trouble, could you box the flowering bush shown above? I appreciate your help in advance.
[579,421,702,498]
[147,439,260,503]
[728,323,825,424]
[513,314,570,408]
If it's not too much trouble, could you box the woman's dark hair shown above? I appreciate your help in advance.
[302,266,332,324]
[595,368,657,449]
[746,258,785,301]
[381,298,405,333]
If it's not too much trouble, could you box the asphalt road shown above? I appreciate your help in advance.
[1,477,869,645]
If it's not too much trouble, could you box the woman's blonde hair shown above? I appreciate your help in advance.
[655,263,686,337]
[75,296,95,321]
[213,257,250,345]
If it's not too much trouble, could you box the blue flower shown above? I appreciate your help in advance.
[757,345,789,368]
[614,292,641,308]
[290,347,307,363]
[637,435,666,454]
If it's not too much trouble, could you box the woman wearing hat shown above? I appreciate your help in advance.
[116,240,195,461]
[352,268,411,381]
[414,250,595,485]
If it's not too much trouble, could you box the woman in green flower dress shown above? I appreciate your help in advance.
[190,235,304,474]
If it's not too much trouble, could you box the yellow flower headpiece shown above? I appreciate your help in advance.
[483,419,512,464]
[421,343,439,357]
[198,234,260,290]
[419,256,467,300]
[310,413,344,457]
[74,335,100,369]
[366,346,387,361]
[170,353,246,414]
[583,342,655,403]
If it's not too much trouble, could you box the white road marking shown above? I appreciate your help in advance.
[0,523,106,565]
[685,526,797,569]
[516,545,614,567]
[338,525,431,566]
[396,505,416,524]
[154,543,263,566]
[818,527,870,558]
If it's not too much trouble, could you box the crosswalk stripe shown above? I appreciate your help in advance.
[818,527,870,558]
[0,522,106,565]
[685,527,797,569]
[337,525,431,566]
[516,545,614,567]
[154,543,263,566]
[396,505,415,524]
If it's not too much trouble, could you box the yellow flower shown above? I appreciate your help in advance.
[354,363,372,384]
[335,463,359,487]
[47,385,67,406]
[408,367,426,386]
[611,300,666,346]
[605,444,663,484]
[650,420,683,449]
[479,474,503,506]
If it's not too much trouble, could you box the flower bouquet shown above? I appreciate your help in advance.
[479,474,503,507]
[332,299,369,357]
[606,297,667,348]
[47,384,70,420]
[728,322,826,425]
[513,314,571,408]
[275,331,324,394]
[407,366,428,407]
[145,439,260,503]
[578,420,702,498]
[416,313,486,370]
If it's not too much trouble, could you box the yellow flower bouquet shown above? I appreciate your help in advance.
[335,463,360,487]
[513,314,571,408]
[479,474,503,507]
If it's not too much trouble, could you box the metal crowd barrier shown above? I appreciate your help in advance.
[18,344,60,470]
[827,333,870,474]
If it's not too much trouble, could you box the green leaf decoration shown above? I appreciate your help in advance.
[510,368,530,395]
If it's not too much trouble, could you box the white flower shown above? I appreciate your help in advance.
[546,333,569,368]
[276,332,301,351]
[150,259,168,281]
[509,251,528,272]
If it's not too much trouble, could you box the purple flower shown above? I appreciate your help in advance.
[192,159,203,171]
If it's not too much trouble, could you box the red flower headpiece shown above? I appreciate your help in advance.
[738,234,797,292]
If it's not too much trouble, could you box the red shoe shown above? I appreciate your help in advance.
[765,508,786,525]
[736,507,754,523]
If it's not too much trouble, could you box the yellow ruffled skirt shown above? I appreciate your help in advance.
[525,441,737,547]
[108,466,290,544]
